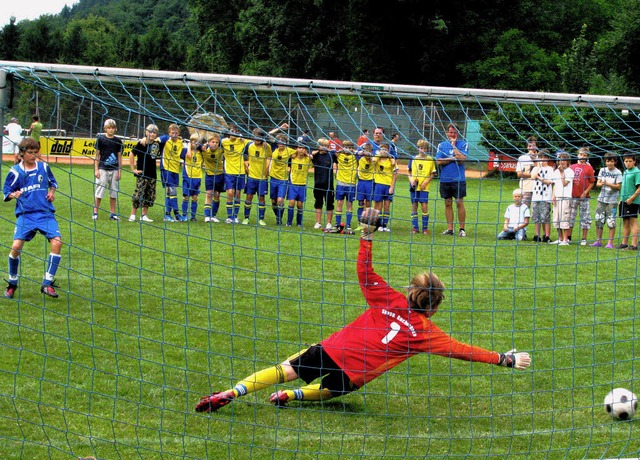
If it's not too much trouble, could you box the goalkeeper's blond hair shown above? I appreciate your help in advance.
[407,272,445,317]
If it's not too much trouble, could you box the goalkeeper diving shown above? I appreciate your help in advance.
[196,208,531,413]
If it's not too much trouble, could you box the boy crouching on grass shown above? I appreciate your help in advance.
[497,188,530,241]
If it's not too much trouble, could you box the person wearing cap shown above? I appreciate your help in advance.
[129,124,161,222]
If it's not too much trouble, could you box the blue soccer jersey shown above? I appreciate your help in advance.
[3,161,58,216]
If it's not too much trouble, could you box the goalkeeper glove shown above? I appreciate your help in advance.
[498,349,531,370]
[359,208,381,240]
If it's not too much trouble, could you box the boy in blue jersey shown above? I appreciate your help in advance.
[3,138,62,298]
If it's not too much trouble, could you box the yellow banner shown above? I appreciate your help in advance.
[40,136,138,158]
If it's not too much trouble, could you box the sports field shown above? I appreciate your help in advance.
[0,164,638,459]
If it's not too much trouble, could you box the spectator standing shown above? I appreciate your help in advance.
[436,123,468,237]
[92,119,123,221]
[567,147,595,245]
[591,152,622,248]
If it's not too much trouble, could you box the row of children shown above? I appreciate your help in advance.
[504,141,639,249]
[94,119,439,233]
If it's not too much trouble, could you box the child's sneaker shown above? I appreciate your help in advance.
[195,390,235,413]
[128,214,136,222]
[590,241,602,247]
[269,390,290,407]
[40,282,59,298]
[4,281,17,299]
[258,220,267,226]
[605,243,614,249]
[141,215,153,222]
[211,217,220,223]
[92,213,98,220]
[109,214,120,221]
[164,215,175,222]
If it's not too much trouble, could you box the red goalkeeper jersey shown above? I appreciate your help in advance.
[321,239,500,387]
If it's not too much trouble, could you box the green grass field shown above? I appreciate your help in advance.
[0,163,638,459]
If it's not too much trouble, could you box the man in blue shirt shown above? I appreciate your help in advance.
[3,138,62,298]
[436,123,468,237]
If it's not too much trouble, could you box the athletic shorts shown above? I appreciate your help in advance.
[95,169,119,199]
[289,344,359,397]
[161,170,180,189]
[619,202,640,219]
[287,184,307,202]
[14,213,61,242]
[270,178,288,200]
[245,177,268,196]
[356,179,374,202]
[225,174,246,192]
[335,184,356,202]
[182,177,201,196]
[205,174,225,194]
[373,183,394,203]
[439,181,467,200]
[410,189,429,204]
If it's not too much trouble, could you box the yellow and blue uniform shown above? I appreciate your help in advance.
[181,146,204,219]
[221,136,248,220]
[243,141,272,222]
[159,135,184,218]
[335,150,358,227]
[408,154,436,232]
[287,153,312,226]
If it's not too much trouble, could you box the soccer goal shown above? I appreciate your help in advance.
[0,60,639,459]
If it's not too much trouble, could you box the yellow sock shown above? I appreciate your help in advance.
[233,364,287,397]
[291,384,333,401]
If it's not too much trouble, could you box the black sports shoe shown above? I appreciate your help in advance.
[532,235,540,242]
[542,236,550,243]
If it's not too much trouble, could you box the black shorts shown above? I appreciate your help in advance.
[619,201,639,218]
[289,344,358,397]
[439,181,467,200]
[313,189,335,211]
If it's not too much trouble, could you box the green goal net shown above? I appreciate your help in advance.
[0,61,639,459]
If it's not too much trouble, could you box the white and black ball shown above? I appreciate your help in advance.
[604,388,637,420]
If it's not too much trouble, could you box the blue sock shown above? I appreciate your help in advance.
[44,253,61,285]
[8,255,19,282]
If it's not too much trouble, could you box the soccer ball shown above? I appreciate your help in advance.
[604,388,638,420]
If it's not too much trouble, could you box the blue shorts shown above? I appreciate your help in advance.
[225,174,246,192]
[245,177,268,196]
[288,184,307,202]
[161,170,180,189]
[440,181,467,200]
[205,174,225,193]
[373,183,394,202]
[182,177,201,196]
[410,189,430,204]
[14,213,61,242]
[336,184,356,202]
[270,178,288,200]
[356,179,373,202]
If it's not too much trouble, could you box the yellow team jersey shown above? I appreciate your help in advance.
[270,146,295,180]
[184,148,204,179]
[357,156,374,181]
[244,141,272,179]
[336,151,358,185]
[222,137,248,175]
[290,155,311,186]
[202,147,224,176]
[373,156,397,186]
[162,137,184,174]
[410,155,436,192]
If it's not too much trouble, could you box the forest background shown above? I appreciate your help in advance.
[1,0,640,97]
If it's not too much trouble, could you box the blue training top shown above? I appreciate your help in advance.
[3,161,58,216]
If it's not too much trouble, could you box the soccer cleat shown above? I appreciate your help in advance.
[211,217,220,223]
[442,229,454,236]
[313,222,322,229]
[353,226,363,231]
[110,214,120,221]
[423,229,431,235]
[258,220,266,226]
[40,282,59,298]
[269,390,290,407]
[128,214,136,222]
[92,213,98,220]
[195,390,235,413]
[242,218,250,225]
[164,215,175,222]
[411,228,419,234]
[204,217,211,223]
[141,215,153,222]
[458,229,466,237]
[190,217,197,222]
[345,227,355,235]
[225,218,233,224]
[233,218,239,224]
[179,215,189,222]
[4,281,17,299]
[590,241,602,247]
